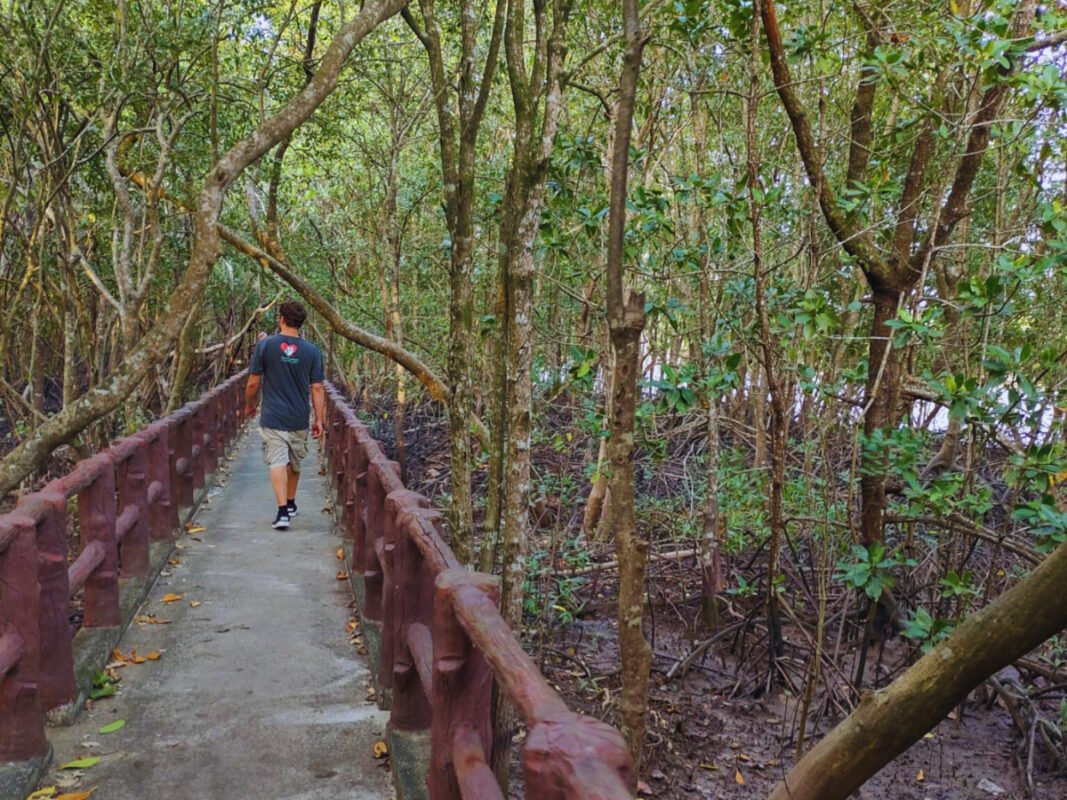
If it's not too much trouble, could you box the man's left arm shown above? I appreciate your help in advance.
[310,383,326,438]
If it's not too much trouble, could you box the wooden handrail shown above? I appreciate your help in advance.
[68,540,107,596]
[323,382,632,799]
[0,370,249,764]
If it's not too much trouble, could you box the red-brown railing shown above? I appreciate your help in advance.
[324,383,632,799]
[0,372,247,763]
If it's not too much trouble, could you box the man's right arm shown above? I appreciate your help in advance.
[244,374,262,419]
[246,339,265,419]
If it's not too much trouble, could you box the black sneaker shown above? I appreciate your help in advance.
[272,510,291,530]
[286,501,299,517]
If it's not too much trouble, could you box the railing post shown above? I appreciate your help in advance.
[174,412,195,510]
[331,406,346,510]
[191,406,207,490]
[351,430,373,565]
[362,461,388,625]
[117,438,150,578]
[430,569,499,800]
[340,426,360,541]
[0,515,48,761]
[382,490,431,722]
[78,456,121,628]
[523,713,633,800]
[148,424,178,541]
[31,488,76,710]
[204,395,220,474]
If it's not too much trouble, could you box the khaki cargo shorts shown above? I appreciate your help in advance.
[260,427,309,472]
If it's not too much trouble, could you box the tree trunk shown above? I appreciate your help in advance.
[605,0,649,777]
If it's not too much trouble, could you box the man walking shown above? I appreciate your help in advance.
[244,301,326,529]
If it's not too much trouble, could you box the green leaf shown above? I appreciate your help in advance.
[99,719,126,734]
[60,756,101,770]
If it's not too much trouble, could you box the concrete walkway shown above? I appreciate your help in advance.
[43,429,393,800]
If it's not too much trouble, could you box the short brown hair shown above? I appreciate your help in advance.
[278,300,307,329]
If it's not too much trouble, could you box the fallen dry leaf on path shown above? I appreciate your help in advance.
[56,790,96,800]
[146,651,161,661]
[336,548,345,560]
[161,593,184,603]
[190,601,202,608]
[372,740,388,759]
[134,614,170,625]
[336,571,349,580]
[735,768,745,785]
[27,787,57,799]
[185,525,206,534]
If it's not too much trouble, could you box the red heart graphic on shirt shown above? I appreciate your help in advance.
[281,342,297,357]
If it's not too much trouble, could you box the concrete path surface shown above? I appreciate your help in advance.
[42,428,393,800]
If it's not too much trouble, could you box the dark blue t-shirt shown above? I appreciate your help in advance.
[250,334,325,431]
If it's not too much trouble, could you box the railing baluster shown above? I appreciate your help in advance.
[32,488,76,711]
[431,569,498,800]
[78,456,120,628]
[0,515,47,761]
[175,412,195,510]
[191,406,207,491]
[117,437,150,578]
[384,490,432,730]
[363,461,387,625]
[204,396,220,474]
[148,424,178,541]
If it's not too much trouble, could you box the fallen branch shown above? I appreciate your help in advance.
[554,547,697,577]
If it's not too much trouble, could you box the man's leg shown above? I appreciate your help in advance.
[285,431,309,513]
[287,465,300,504]
[270,465,289,506]
[262,428,293,528]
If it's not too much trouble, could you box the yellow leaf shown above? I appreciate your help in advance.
[336,548,345,560]
[372,740,388,759]
[161,593,184,603]
[27,788,58,800]
[56,790,96,800]
[735,768,745,785]
[916,769,925,782]
[185,525,206,534]
[146,651,161,661]
[131,655,146,664]
[336,571,350,581]
[190,601,202,608]
[134,614,170,625]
